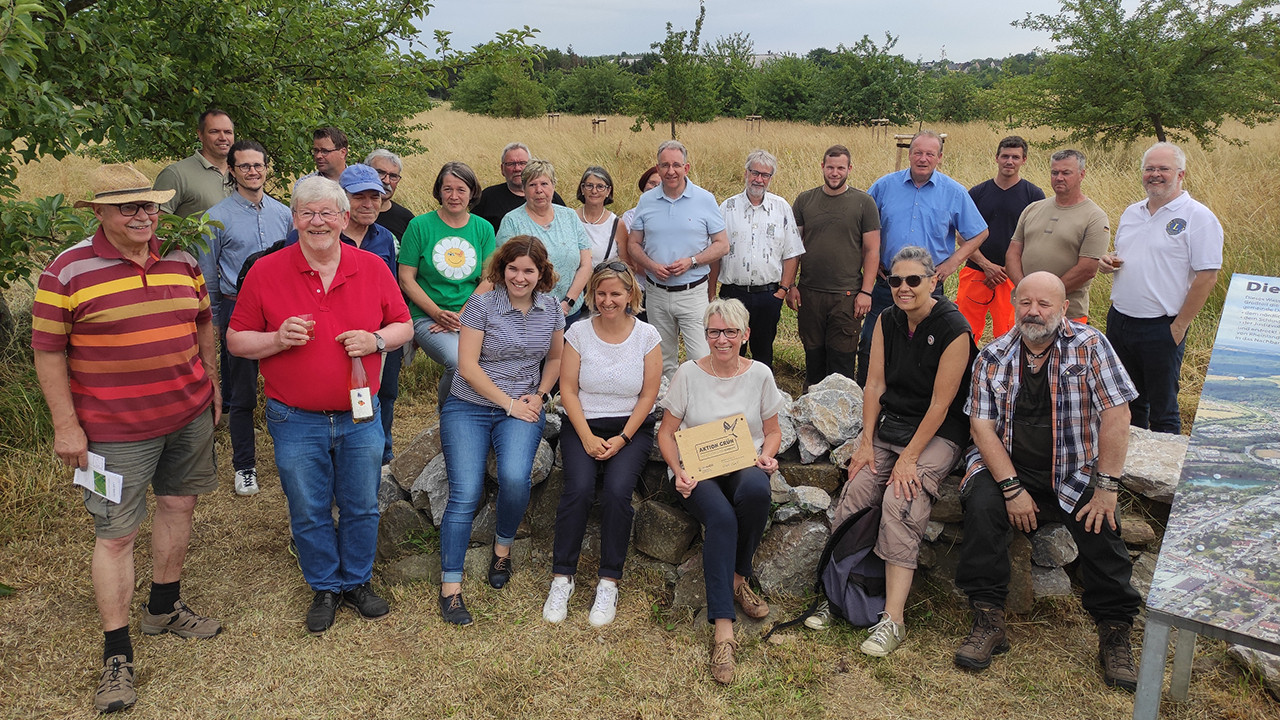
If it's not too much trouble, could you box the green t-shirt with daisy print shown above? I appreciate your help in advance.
[397,211,496,319]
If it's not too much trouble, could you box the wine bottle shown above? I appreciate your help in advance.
[350,357,374,423]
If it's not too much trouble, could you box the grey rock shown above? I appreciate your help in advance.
[410,454,450,526]
[777,459,843,494]
[923,521,945,542]
[486,439,554,486]
[788,485,832,515]
[1122,426,1188,504]
[1031,565,1073,598]
[672,554,706,610]
[773,505,802,523]
[633,500,700,565]
[796,424,831,464]
[1120,516,1157,547]
[463,537,533,579]
[792,389,863,447]
[375,500,431,561]
[637,462,681,505]
[938,523,965,545]
[378,474,409,513]
[624,553,679,586]
[930,474,964,524]
[809,373,863,398]
[389,426,442,492]
[1129,552,1159,598]
[1030,523,1079,567]
[523,466,564,540]
[769,470,793,503]
[830,437,860,470]
[755,519,830,598]
[778,408,797,456]
[381,553,440,585]
[917,542,937,570]
[1006,532,1034,615]
[1227,646,1280,700]
[542,411,562,442]
[470,499,497,545]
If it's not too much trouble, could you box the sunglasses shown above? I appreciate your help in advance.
[887,273,934,288]
[593,261,630,273]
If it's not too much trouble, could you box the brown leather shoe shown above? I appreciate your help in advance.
[954,601,1010,671]
[1098,620,1138,692]
[734,581,770,619]
[710,638,739,684]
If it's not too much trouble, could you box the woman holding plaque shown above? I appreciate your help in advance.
[827,245,975,658]
[656,298,786,684]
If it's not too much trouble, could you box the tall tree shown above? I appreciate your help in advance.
[806,34,924,126]
[704,32,755,117]
[631,1,718,139]
[1006,0,1280,146]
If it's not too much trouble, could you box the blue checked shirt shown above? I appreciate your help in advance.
[963,320,1138,511]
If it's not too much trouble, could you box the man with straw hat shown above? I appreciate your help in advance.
[32,163,223,713]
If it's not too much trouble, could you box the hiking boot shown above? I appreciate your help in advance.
[1098,620,1139,692]
[588,579,618,627]
[710,637,739,684]
[234,468,259,496]
[954,601,1010,671]
[542,576,574,623]
[439,591,473,626]
[488,550,512,589]
[734,581,769,619]
[94,655,136,713]
[306,590,339,635]
[342,583,390,620]
[860,612,906,657]
[804,600,832,631]
[140,599,222,639]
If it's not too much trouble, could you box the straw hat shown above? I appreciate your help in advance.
[73,163,176,208]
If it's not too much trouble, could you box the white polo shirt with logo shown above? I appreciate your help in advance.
[1110,190,1223,318]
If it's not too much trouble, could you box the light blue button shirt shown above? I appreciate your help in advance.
[202,192,293,315]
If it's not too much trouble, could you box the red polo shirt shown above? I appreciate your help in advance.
[230,242,409,411]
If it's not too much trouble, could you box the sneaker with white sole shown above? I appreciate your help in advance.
[588,579,618,627]
[860,611,906,657]
[805,600,832,630]
[234,468,259,496]
[542,576,574,623]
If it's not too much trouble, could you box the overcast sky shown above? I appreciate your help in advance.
[411,0,1095,63]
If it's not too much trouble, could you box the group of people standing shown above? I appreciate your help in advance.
[33,106,1224,713]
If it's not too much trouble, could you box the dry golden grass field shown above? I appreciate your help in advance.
[2,106,1278,719]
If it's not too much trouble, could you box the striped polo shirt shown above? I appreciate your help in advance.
[31,228,214,442]
[450,288,564,408]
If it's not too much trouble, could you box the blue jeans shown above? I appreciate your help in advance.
[266,397,384,592]
[413,317,459,407]
[439,395,545,583]
[1106,306,1185,433]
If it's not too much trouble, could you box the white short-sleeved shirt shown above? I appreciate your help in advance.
[661,360,787,454]
[566,317,661,418]
[1111,191,1224,318]
[718,191,804,287]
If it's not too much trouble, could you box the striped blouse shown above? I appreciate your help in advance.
[450,288,564,408]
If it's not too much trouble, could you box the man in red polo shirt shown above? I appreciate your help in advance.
[32,164,223,714]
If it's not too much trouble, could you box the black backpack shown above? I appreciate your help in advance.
[763,505,887,639]
[236,239,289,291]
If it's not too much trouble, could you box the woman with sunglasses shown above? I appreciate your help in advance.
[575,166,627,268]
[828,245,975,657]
[542,262,661,627]
[656,298,786,684]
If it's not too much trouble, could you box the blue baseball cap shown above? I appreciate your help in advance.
[339,164,385,196]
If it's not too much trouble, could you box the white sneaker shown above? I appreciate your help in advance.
[588,579,618,627]
[234,468,259,496]
[805,600,832,630]
[542,576,574,623]
[860,611,906,657]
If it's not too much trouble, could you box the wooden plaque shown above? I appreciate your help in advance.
[674,413,757,482]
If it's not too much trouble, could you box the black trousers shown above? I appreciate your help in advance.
[954,468,1141,624]
[718,284,784,370]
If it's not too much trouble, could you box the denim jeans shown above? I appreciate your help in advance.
[681,466,771,622]
[438,395,545,584]
[1105,306,1185,433]
[266,397,384,592]
[219,298,259,471]
[413,317,459,407]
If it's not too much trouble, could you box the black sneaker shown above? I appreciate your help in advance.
[439,591,473,626]
[342,583,390,620]
[488,550,512,589]
[306,590,339,635]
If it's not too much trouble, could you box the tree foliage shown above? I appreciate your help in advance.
[806,34,924,126]
[631,1,718,139]
[749,56,817,121]
[452,61,548,118]
[555,62,636,116]
[703,32,755,117]
[1007,0,1280,147]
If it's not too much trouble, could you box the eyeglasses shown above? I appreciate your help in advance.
[747,169,773,179]
[297,210,343,222]
[582,182,610,192]
[312,146,341,156]
[502,160,528,169]
[593,261,629,273]
[117,202,160,216]
[375,169,402,182]
[1142,166,1177,174]
[705,328,742,340]
[234,163,266,173]
[887,273,934,288]
[657,162,685,172]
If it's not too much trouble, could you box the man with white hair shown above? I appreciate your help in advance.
[365,148,415,241]
[714,149,804,370]
[1100,142,1223,434]
[471,141,565,232]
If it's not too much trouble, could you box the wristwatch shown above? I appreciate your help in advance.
[372,332,385,352]
[689,256,699,268]
[539,391,551,404]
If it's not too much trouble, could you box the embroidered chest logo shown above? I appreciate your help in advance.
[1166,218,1188,235]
